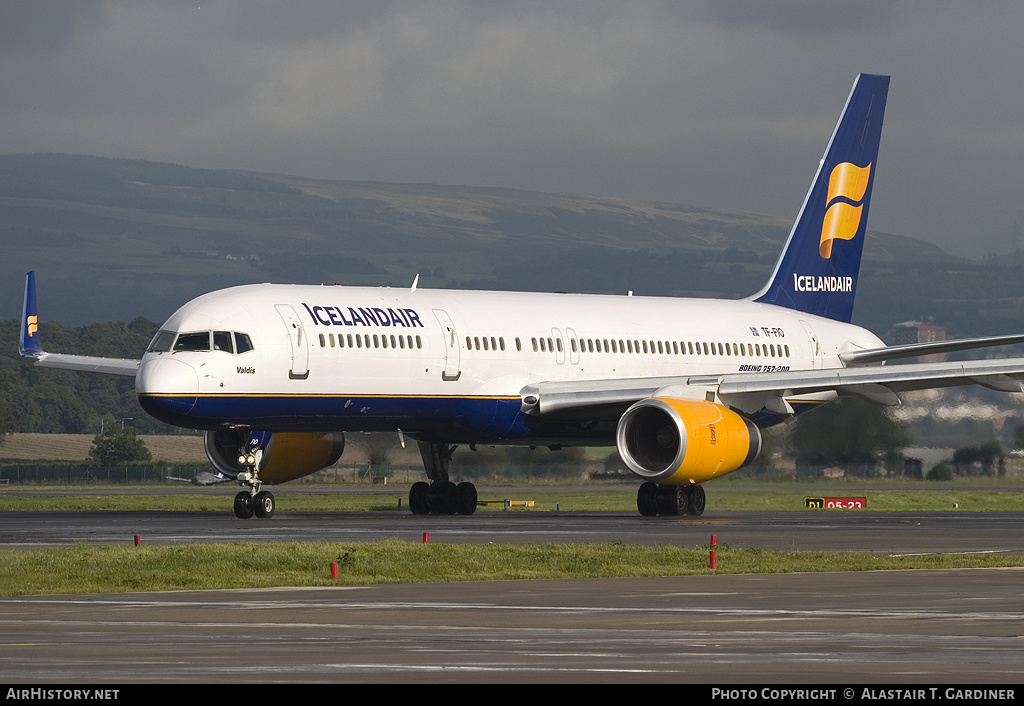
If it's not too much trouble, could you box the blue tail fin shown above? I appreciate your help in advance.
[752,73,889,323]
[20,271,43,357]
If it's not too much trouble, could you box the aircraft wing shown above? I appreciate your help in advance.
[521,357,1024,418]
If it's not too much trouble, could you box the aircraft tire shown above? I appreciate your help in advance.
[253,490,276,519]
[409,481,430,514]
[657,485,687,516]
[456,482,477,515]
[637,482,659,516]
[233,491,254,519]
[686,485,706,517]
[426,481,458,515]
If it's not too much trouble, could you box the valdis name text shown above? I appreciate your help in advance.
[710,687,1016,701]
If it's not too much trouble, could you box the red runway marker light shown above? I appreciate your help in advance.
[134,534,140,546]
[423,532,429,544]
[331,562,338,580]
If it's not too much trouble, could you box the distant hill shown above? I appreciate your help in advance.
[2,152,1021,337]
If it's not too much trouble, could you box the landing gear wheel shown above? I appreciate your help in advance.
[253,490,276,519]
[233,491,254,519]
[658,485,688,516]
[456,482,478,515]
[685,485,706,516]
[409,481,430,515]
[428,481,458,515]
[637,482,659,516]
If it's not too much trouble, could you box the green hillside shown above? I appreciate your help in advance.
[5,153,1010,338]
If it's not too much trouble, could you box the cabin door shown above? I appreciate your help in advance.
[798,319,822,370]
[433,309,461,381]
[275,304,310,380]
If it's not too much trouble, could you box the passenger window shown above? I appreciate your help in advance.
[148,330,176,353]
[174,332,211,352]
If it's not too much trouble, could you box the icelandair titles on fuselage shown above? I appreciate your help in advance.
[792,274,854,293]
[301,303,424,328]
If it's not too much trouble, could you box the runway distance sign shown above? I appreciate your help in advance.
[804,497,867,509]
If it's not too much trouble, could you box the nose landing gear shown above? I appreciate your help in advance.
[232,437,276,520]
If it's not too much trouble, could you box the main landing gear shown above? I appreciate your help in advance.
[636,482,706,517]
[409,441,478,515]
[232,435,276,520]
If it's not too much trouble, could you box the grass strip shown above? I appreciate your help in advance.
[1,540,1022,596]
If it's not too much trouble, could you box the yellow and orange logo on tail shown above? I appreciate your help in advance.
[820,161,871,258]
[26,315,37,337]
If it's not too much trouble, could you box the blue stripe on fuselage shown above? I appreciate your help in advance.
[138,393,618,445]
[138,394,823,445]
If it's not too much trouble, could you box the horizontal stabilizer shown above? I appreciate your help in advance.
[19,271,140,377]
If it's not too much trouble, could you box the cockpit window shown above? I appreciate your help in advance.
[234,332,254,354]
[174,332,211,352]
[151,330,253,354]
[213,331,234,353]
[147,330,176,353]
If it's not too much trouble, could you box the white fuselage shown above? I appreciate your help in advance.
[135,283,882,445]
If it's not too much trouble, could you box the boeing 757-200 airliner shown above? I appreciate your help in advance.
[20,74,1024,518]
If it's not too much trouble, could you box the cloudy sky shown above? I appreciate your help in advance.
[3,1,1023,258]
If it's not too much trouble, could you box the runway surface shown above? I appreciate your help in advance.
[2,503,1023,683]
[2,569,1023,683]
[2,506,1024,555]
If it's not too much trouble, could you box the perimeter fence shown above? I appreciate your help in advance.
[0,466,211,484]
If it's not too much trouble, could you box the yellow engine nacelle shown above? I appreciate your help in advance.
[204,430,346,485]
[615,397,761,485]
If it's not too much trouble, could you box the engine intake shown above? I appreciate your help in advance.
[616,397,760,484]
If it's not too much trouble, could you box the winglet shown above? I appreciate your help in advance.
[19,271,43,357]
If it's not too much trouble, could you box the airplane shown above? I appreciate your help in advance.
[19,73,1024,519]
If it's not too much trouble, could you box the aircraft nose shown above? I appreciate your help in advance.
[136,357,199,422]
